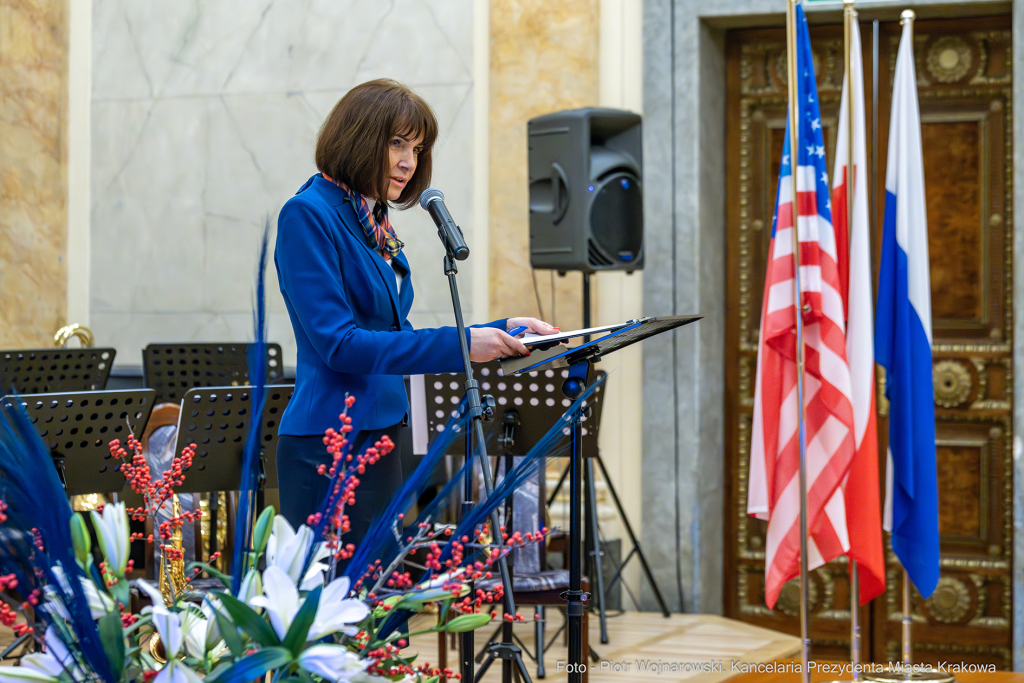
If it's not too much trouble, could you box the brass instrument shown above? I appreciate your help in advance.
[158,494,187,605]
[150,495,187,662]
[53,323,94,348]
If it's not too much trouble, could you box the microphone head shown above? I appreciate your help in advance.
[419,188,444,209]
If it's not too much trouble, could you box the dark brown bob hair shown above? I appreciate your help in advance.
[315,79,438,210]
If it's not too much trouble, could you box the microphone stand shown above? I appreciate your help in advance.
[440,245,532,683]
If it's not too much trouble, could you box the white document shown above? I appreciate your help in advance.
[408,374,429,455]
[519,322,628,346]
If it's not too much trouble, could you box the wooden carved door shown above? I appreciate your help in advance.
[723,15,1013,668]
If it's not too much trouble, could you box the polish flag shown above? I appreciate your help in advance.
[830,17,885,605]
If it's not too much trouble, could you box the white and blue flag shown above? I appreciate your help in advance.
[875,18,939,598]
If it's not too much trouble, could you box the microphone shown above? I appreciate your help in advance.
[419,188,470,261]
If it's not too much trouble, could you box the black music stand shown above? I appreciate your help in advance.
[0,389,156,495]
[0,348,116,395]
[417,364,607,681]
[142,343,284,405]
[417,362,604,460]
[172,385,293,561]
[500,315,700,683]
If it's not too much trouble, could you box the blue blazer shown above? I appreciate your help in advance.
[275,174,506,436]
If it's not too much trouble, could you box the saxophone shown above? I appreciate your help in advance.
[151,495,187,663]
[159,494,187,605]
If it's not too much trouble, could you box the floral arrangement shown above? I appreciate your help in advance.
[0,372,603,683]
[0,227,601,682]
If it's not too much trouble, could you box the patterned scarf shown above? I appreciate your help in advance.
[328,176,405,261]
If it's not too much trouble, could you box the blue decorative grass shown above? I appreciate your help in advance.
[232,218,271,595]
[0,397,115,681]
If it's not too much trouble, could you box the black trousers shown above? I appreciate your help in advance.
[277,424,404,550]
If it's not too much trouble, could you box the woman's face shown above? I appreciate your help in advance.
[387,132,425,201]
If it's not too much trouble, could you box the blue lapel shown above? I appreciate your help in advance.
[392,250,412,318]
[392,251,410,293]
[334,202,402,326]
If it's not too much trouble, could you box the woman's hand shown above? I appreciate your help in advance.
[506,317,559,337]
[470,328,530,362]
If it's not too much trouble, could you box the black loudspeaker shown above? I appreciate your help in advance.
[528,108,643,273]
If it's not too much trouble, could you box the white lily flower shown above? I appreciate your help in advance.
[181,606,206,660]
[37,588,70,625]
[37,569,71,624]
[80,578,113,619]
[248,565,300,640]
[152,606,183,658]
[2,626,80,682]
[90,502,130,577]
[153,661,204,683]
[201,596,223,650]
[180,603,231,661]
[0,669,60,683]
[307,576,370,641]
[266,515,315,584]
[297,644,365,681]
[299,542,332,591]
[237,567,263,608]
[134,578,166,609]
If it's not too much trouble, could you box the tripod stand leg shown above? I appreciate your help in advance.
[0,632,32,660]
[535,607,545,678]
[514,649,534,683]
[584,459,608,644]
[475,653,496,682]
[461,618,475,681]
[208,493,219,562]
[503,619,514,683]
[594,453,672,617]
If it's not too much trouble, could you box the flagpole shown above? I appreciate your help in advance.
[784,2,812,681]
[896,14,914,678]
[842,1,863,680]
[903,569,913,676]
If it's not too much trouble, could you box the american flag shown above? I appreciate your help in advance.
[746,4,857,609]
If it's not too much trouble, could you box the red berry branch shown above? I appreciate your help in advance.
[108,433,204,585]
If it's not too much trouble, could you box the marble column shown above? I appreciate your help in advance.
[1010,0,1024,669]
[487,0,600,331]
[0,0,70,348]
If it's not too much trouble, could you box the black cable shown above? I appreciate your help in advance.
[532,268,548,321]
[550,271,557,327]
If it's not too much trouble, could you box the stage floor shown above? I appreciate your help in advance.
[407,610,803,682]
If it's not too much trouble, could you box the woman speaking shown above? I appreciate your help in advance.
[274,79,554,546]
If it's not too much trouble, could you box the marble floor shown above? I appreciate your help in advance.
[0,611,803,682]
[407,610,802,682]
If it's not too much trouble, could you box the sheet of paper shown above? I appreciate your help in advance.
[519,322,627,346]
[409,374,429,455]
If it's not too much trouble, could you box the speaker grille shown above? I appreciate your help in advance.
[588,240,614,267]
[589,172,642,267]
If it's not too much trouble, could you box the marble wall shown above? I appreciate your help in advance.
[91,0,478,369]
[0,0,69,348]
[487,0,600,331]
